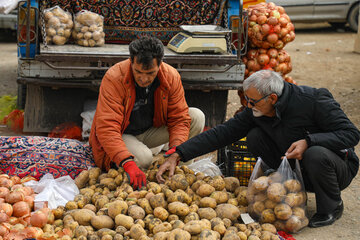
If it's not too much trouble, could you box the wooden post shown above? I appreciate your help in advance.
[354,11,360,53]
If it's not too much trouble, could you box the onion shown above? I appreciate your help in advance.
[12,201,31,218]
[286,22,295,31]
[30,211,47,228]
[267,48,278,58]
[247,49,258,60]
[0,199,4,204]
[255,32,264,41]
[249,21,257,27]
[279,17,289,27]
[0,203,12,217]
[253,61,261,71]
[24,195,34,210]
[247,60,256,71]
[252,24,261,33]
[289,31,296,41]
[273,24,281,34]
[257,15,267,24]
[259,48,267,54]
[274,40,284,49]
[269,58,279,68]
[242,56,248,65]
[0,178,13,189]
[5,191,24,204]
[261,24,271,35]
[8,216,19,225]
[20,176,37,184]
[0,213,8,223]
[9,176,21,185]
[267,33,278,44]
[278,53,286,63]
[0,188,9,199]
[0,225,9,237]
[257,53,270,65]
[249,14,257,22]
[276,62,288,74]
[280,28,289,38]
[270,10,280,19]
[277,6,285,14]
[23,227,43,238]
[268,17,278,26]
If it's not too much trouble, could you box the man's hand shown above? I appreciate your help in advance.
[156,153,180,183]
[122,161,146,189]
[285,139,308,160]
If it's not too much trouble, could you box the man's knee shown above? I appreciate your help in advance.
[188,107,205,138]
[134,148,154,170]
[303,146,332,169]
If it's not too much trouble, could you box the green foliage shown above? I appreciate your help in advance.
[0,95,17,122]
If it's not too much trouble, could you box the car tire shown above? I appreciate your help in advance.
[348,3,359,32]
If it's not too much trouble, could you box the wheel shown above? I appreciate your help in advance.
[17,84,27,110]
[348,3,359,32]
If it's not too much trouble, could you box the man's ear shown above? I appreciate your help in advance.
[269,93,278,104]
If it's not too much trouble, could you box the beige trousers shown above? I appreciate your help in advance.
[122,107,205,170]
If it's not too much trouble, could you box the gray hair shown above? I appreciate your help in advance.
[243,70,284,96]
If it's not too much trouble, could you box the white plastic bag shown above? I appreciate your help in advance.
[24,173,79,209]
[188,157,222,177]
[80,109,95,139]
[0,0,20,14]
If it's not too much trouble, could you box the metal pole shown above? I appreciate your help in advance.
[26,0,31,58]
[237,0,243,62]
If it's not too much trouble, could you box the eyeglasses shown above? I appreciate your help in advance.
[244,94,270,107]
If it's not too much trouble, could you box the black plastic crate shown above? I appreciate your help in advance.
[224,143,257,186]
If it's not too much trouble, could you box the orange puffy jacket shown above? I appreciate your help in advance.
[89,59,191,170]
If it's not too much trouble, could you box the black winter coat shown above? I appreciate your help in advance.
[177,82,360,175]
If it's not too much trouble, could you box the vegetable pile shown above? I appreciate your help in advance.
[243,2,296,83]
[247,173,309,233]
[72,10,105,47]
[44,6,73,45]
[38,157,285,240]
[0,174,55,239]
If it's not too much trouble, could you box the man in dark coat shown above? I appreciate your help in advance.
[157,70,359,228]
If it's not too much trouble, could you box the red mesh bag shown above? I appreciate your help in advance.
[2,109,24,133]
[48,122,82,141]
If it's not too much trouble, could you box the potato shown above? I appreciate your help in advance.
[148,218,162,233]
[261,223,277,234]
[237,189,248,206]
[168,228,191,240]
[184,220,205,235]
[252,176,269,192]
[198,207,217,220]
[268,172,283,184]
[153,222,172,234]
[100,178,117,191]
[199,197,217,208]
[237,231,247,240]
[70,209,95,226]
[224,177,240,192]
[274,203,292,220]
[65,201,78,210]
[210,191,229,204]
[191,180,205,192]
[267,183,286,202]
[46,27,56,37]
[285,215,302,233]
[184,212,199,223]
[153,207,169,221]
[223,231,240,240]
[130,224,146,240]
[260,209,276,223]
[74,226,88,238]
[189,204,199,213]
[95,195,109,210]
[284,179,302,193]
[252,201,265,215]
[185,174,197,186]
[196,184,215,197]
[209,176,226,191]
[153,232,169,240]
[199,229,220,240]
[215,204,241,221]
[138,198,153,215]
[168,202,190,216]
[80,188,95,198]
[254,192,268,202]
[128,205,146,220]
[52,35,67,45]
[115,214,134,229]
[213,223,226,235]
[171,219,185,229]
[169,174,189,191]
[292,207,305,219]
[91,215,114,230]
[149,193,167,209]
[228,198,238,206]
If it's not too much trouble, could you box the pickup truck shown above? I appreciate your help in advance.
[17,0,250,134]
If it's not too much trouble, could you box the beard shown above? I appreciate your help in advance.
[252,108,264,117]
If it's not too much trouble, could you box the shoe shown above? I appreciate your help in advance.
[308,201,344,228]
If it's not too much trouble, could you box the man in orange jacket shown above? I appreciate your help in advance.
[90,36,205,189]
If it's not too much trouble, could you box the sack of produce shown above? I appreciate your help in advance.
[247,157,308,233]
[242,48,292,78]
[43,6,73,45]
[247,2,295,49]
[73,10,105,47]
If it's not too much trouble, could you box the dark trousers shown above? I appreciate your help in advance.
[247,127,356,214]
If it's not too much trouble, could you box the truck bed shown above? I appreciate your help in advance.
[36,44,239,65]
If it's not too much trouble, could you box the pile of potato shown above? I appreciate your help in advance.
[72,10,105,47]
[247,172,309,233]
[39,156,288,240]
[44,6,73,45]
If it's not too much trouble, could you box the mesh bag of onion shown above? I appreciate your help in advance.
[246,2,295,49]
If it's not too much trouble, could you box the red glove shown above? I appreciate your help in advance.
[164,146,177,158]
[123,161,146,189]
